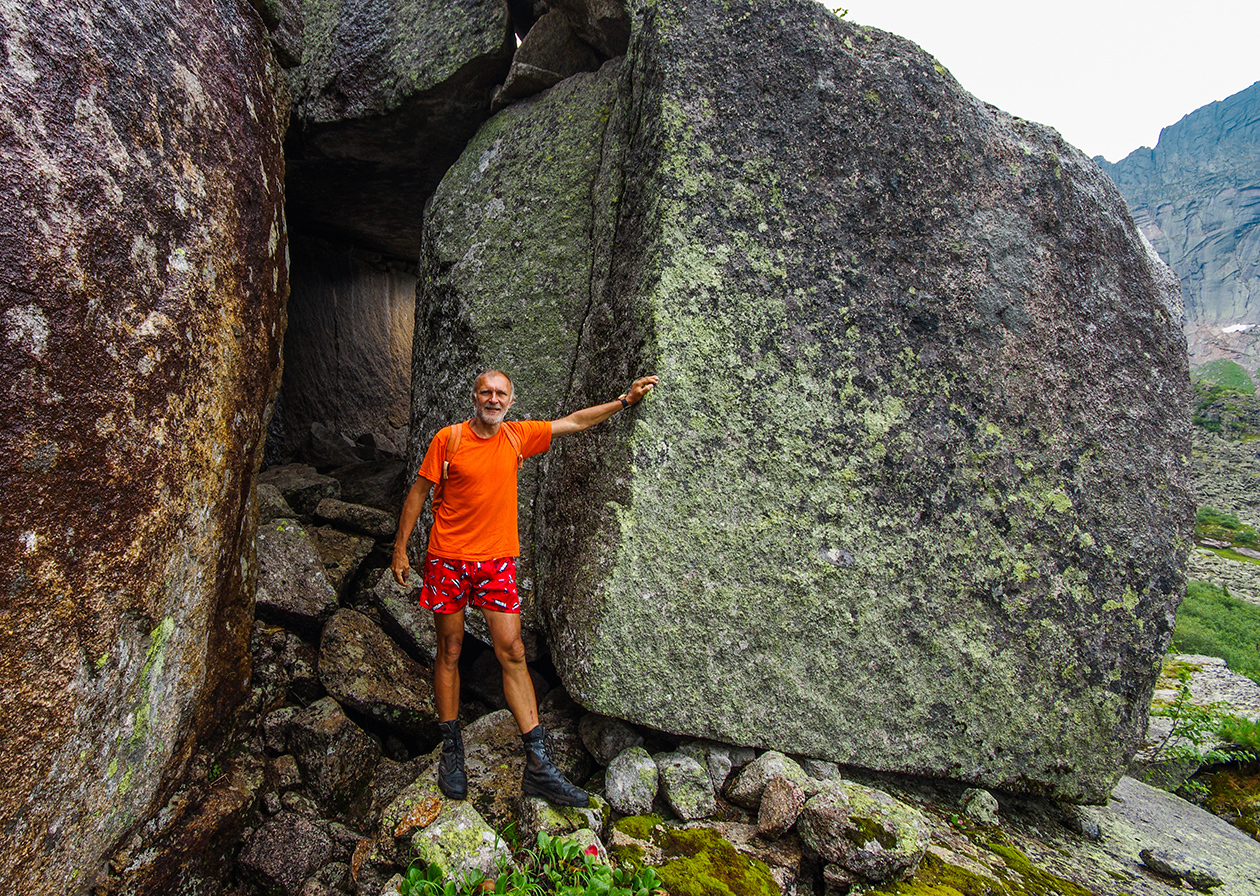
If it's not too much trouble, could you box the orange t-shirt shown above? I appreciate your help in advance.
[417,419,552,561]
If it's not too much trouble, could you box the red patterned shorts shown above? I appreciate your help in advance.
[420,554,520,614]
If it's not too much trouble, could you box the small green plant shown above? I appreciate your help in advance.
[398,831,664,896]
[1149,666,1244,795]
[1221,715,1260,755]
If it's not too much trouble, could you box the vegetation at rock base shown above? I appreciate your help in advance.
[1172,581,1260,684]
[399,830,664,896]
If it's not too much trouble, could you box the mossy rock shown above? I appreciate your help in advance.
[611,818,780,896]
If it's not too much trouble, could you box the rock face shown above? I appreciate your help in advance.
[284,0,515,259]
[1098,80,1260,372]
[268,236,416,462]
[413,0,1190,801]
[0,1,287,891]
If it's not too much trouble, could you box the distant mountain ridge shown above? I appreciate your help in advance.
[1097,80,1260,372]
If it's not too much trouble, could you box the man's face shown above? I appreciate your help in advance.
[473,373,513,426]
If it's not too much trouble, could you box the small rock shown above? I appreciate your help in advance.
[677,739,736,794]
[316,496,398,539]
[798,782,930,882]
[238,812,335,896]
[259,464,342,516]
[654,751,717,820]
[517,793,609,845]
[288,697,381,812]
[270,754,302,791]
[1060,805,1103,841]
[960,787,999,825]
[308,525,375,596]
[757,775,806,839]
[258,482,297,521]
[799,758,842,781]
[726,750,814,810]
[404,799,513,883]
[578,713,645,765]
[263,791,283,815]
[255,518,339,635]
[1140,847,1223,891]
[282,791,323,816]
[605,746,658,816]
[318,609,438,739]
[263,706,299,753]
[823,862,859,895]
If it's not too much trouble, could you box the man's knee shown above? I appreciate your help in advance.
[493,635,527,667]
[437,632,464,667]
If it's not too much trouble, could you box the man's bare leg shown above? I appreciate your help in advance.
[483,608,588,806]
[482,608,538,732]
[433,609,465,721]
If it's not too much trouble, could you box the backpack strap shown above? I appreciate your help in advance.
[431,421,468,509]
[503,422,524,471]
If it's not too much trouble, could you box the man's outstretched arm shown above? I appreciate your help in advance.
[550,375,659,437]
[391,474,435,585]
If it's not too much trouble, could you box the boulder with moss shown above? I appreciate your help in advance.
[412,0,1190,803]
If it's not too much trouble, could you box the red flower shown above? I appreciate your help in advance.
[584,845,599,856]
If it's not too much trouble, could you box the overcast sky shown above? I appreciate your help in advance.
[820,0,1259,162]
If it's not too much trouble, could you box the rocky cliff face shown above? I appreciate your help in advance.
[0,1,288,890]
[412,0,1191,802]
[1098,80,1260,371]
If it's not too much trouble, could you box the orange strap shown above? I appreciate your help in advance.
[432,420,523,508]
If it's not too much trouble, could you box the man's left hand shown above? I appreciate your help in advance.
[625,375,659,404]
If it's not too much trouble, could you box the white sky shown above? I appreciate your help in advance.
[820,0,1260,162]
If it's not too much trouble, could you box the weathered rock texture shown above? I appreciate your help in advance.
[413,0,1190,802]
[0,0,288,890]
[1098,80,1260,372]
[284,0,515,259]
[269,236,415,461]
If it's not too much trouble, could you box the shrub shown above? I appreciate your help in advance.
[1173,581,1260,685]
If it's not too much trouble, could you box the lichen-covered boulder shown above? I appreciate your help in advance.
[238,813,336,896]
[0,1,287,890]
[653,752,717,821]
[606,746,658,816]
[285,0,515,258]
[318,609,438,739]
[415,0,1191,803]
[517,793,609,846]
[259,464,341,516]
[405,800,514,883]
[797,782,929,883]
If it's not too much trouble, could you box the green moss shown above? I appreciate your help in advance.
[654,828,779,896]
[845,814,898,850]
[612,814,663,841]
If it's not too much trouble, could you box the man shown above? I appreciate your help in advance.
[391,369,658,807]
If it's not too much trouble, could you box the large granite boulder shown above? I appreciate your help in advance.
[412,0,1190,802]
[0,1,287,890]
[284,0,515,259]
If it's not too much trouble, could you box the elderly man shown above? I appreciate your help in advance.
[392,370,658,807]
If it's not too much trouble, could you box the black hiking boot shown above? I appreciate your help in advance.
[521,724,589,807]
[437,719,467,800]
